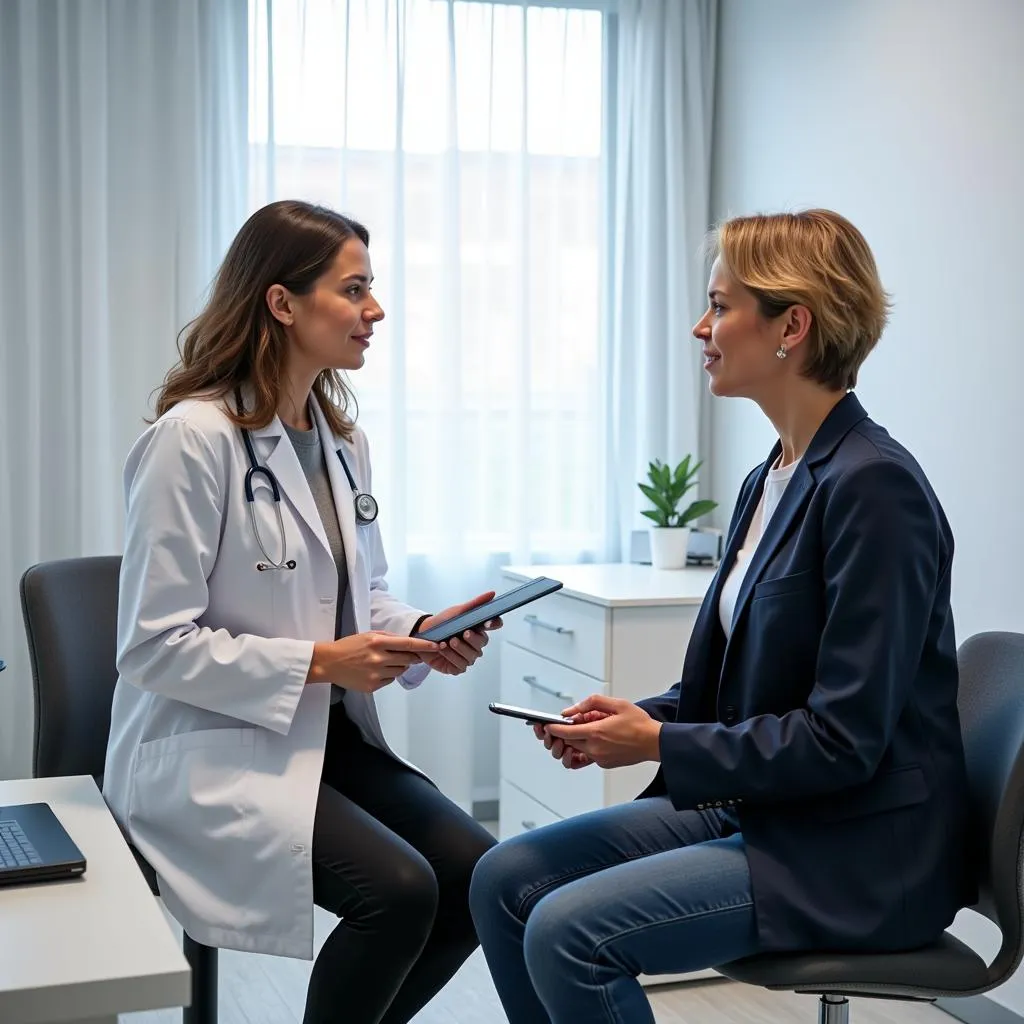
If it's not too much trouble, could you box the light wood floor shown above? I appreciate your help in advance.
[123,820,954,1024]
[123,903,952,1024]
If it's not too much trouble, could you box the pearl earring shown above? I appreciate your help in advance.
[776,346,788,360]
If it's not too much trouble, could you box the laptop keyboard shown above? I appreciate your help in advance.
[0,819,44,869]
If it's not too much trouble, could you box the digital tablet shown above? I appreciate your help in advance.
[414,576,563,643]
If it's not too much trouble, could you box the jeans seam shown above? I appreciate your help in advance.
[513,846,668,921]
[591,898,755,1021]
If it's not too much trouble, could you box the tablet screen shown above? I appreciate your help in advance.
[414,576,563,643]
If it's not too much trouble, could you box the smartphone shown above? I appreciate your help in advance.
[488,701,572,726]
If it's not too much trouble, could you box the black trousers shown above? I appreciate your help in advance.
[303,699,497,1024]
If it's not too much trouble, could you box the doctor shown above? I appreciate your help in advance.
[103,200,499,1024]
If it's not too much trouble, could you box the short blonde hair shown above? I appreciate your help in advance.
[708,209,891,390]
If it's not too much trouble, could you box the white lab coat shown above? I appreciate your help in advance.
[102,393,430,960]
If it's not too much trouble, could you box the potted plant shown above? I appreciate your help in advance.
[639,456,718,570]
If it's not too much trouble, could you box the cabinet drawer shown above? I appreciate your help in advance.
[499,644,604,821]
[500,582,608,680]
[499,779,561,841]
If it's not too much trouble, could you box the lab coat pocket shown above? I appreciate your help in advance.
[128,728,258,868]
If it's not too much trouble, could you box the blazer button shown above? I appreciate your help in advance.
[714,800,723,808]
[723,705,738,725]
[696,803,705,810]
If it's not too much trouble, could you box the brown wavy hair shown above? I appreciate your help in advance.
[155,200,370,438]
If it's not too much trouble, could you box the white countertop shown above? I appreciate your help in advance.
[0,775,190,1024]
[501,563,716,608]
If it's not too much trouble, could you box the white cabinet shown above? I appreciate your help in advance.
[497,563,715,839]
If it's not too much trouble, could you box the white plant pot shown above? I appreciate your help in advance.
[649,526,690,570]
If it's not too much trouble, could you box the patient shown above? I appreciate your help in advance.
[468,209,975,1023]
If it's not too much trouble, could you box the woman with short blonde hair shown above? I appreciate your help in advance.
[471,209,974,1024]
[711,208,890,389]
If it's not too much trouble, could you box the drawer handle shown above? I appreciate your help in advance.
[523,613,574,636]
[522,675,572,702]
[522,819,538,831]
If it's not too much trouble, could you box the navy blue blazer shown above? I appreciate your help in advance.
[637,393,975,952]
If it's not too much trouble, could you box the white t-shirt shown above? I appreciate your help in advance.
[718,457,801,639]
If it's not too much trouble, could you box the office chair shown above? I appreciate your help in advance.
[20,555,218,1024]
[718,631,1024,1023]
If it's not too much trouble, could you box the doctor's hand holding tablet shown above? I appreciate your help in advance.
[304,590,503,691]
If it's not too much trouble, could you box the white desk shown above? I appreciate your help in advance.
[0,775,190,1024]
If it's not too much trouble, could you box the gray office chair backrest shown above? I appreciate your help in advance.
[956,631,1024,986]
[19,555,122,781]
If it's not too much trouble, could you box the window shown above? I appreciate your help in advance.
[248,0,608,556]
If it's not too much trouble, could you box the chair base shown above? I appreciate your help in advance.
[820,994,849,1024]
[183,932,218,1024]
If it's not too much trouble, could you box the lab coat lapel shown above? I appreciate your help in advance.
[252,418,333,563]
[310,401,360,606]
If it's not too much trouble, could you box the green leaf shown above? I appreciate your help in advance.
[638,483,674,516]
[641,508,669,527]
[673,478,697,503]
[679,499,718,526]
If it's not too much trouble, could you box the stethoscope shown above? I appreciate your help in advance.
[236,390,378,572]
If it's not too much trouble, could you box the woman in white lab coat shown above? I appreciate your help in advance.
[103,200,499,1024]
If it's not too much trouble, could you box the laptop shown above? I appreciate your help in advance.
[0,803,87,885]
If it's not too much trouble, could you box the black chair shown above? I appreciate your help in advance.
[719,631,1024,1023]
[20,555,219,1024]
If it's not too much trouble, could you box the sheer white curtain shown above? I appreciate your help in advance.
[249,0,609,809]
[0,0,247,779]
[605,0,719,556]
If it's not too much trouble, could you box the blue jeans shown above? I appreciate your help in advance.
[469,796,760,1023]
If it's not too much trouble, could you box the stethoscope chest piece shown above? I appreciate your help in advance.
[354,491,378,525]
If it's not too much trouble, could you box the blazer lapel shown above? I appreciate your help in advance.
[724,460,814,643]
[719,391,871,670]
[254,418,333,562]
[669,453,776,721]
[310,400,360,591]
[709,446,780,617]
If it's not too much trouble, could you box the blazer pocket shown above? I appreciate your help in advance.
[817,765,928,823]
[752,569,816,600]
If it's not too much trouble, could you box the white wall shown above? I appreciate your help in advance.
[710,0,1024,1010]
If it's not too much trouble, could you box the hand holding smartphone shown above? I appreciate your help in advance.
[488,701,572,726]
